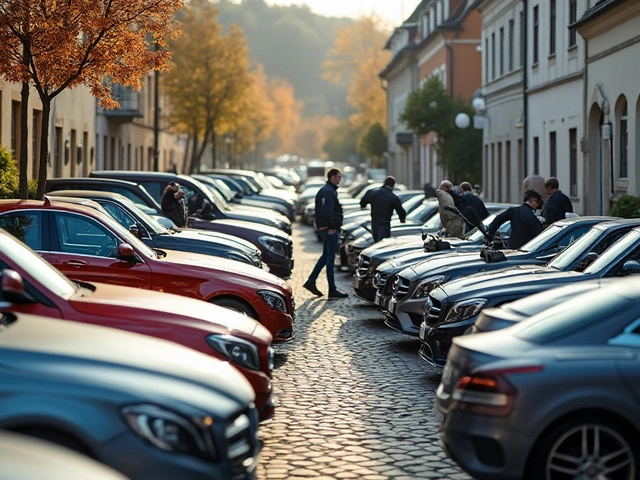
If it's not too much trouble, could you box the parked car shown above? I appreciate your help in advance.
[0,310,260,479]
[383,216,612,336]
[470,278,613,335]
[354,209,513,303]
[87,172,294,278]
[0,198,295,344]
[420,218,640,367]
[49,190,265,269]
[89,171,292,234]
[0,430,128,480]
[46,177,162,214]
[436,277,640,480]
[192,174,290,218]
[0,227,276,419]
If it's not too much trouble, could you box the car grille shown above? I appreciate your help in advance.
[392,276,411,300]
[224,410,256,476]
[357,255,371,276]
[424,295,442,326]
[373,271,388,289]
[383,274,396,295]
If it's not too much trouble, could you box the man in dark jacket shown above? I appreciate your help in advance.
[161,182,188,228]
[488,189,543,249]
[542,177,573,226]
[303,168,348,299]
[359,176,406,242]
[460,181,489,221]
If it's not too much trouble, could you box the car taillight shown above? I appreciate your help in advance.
[451,365,543,417]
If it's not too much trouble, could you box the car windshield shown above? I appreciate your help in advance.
[547,227,603,271]
[402,195,426,214]
[408,201,438,223]
[515,290,627,344]
[519,224,563,252]
[202,184,231,211]
[233,176,258,195]
[465,212,509,241]
[114,198,168,235]
[211,179,236,202]
[0,231,76,298]
[584,229,640,274]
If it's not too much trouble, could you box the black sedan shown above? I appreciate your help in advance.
[420,218,640,367]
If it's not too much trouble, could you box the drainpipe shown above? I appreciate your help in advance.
[522,0,528,178]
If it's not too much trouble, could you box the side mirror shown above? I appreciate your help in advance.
[116,244,137,262]
[480,247,506,263]
[129,224,142,238]
[622,260,640,275]
[1,269,34,304]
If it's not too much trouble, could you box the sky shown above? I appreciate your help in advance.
[264,0,423,26]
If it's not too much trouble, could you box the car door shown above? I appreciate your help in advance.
[48,211,152,289]
[609,316,640,403]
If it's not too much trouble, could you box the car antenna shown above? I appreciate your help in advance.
[43,195,51,207]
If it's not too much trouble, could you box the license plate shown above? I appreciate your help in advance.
[420,323,427,340]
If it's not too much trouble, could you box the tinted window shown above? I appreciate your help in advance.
[520,224,564,252]
[55,212,119,258]
[0,212,42,250]
[101,203,136,229]
[585,230,640,275]
[549,227,630,271]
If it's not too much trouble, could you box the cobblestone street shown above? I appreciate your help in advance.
[257,224,471,480]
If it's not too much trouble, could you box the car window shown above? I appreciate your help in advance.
[55,212,119,258]
[101,203,136,230]
[584,230,640,274]
[549,227,630,271]
[556,226,590,249]
[520,224,564,252]
[138,181,163,200]
[0,212,43,250]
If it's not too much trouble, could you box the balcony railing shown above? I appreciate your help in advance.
[100,84,144,121]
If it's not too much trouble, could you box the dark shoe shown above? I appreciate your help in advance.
[328,290,348,299]
[303,281,323,297]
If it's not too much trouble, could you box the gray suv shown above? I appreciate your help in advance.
[0,311,260,480]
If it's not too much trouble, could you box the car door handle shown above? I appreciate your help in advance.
[66,260,88,267]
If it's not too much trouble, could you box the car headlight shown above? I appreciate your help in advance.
[411,275,447,299]
[258,236,287,257]
[444,298,488,324]
[257,290,287,313]
[206,334,261,371]
[122,404,214,460]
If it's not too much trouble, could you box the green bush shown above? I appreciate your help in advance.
[28,179,39,199]
[610,194,640,218]
[0,146,19,199]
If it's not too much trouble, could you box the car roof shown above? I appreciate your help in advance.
[553,215,617,226]
[45,196,111,216]
[47,177,144,187]
[0,198,108,219]
[48,189,129,202]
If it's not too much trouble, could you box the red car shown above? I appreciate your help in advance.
[0,227,276,419]
[0,198,295,344]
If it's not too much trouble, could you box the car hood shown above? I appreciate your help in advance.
[199,218,290,240]
[439,265,588,301]
[161,249,292,292]
[170,229,259,256]
[410,249,525,277]
[0,313,254,411]
[69,282,271,343]
[225,209,286,229]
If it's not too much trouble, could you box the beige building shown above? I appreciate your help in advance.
[574,0,640,214]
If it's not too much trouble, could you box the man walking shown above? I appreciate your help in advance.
[542,177,573,226]
[436,180,465,238]
[359,176,406,242]
[303,168,348,299]
[488,189,543,249]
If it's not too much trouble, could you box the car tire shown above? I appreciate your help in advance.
[210,298,258,320]
[528,414,639,480]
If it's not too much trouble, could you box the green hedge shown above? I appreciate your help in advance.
[610,194,640,218]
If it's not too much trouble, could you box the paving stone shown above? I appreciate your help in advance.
[256,224,470,480]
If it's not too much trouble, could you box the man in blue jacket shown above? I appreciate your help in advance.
[488,189,543,249]
[542,177,573,226]
[303,169,348,298]
[359,176,406,242]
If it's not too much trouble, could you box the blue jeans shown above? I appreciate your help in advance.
[308,229,339,292]
[372,222,391,243]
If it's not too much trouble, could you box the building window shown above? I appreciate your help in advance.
[491,32,496,80]
[499,27,504,76]
[506,141,512,201]
[485,37,489,82]
[569,128,578,197]
[549,0,556,55]
[533,136,539,174]
[569,0,577,47]
[520,10,524,67]
[550,131,557,177]
[533,5,539,64]
[497,142,503,202]
[620,102,628,178]
[508,19,514,72]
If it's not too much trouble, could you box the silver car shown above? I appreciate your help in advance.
[0,311,260,480]
[436,277,640,480]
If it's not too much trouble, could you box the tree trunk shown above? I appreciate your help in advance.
[36,98,51,199]
[19,81,30,199]
[181,134,191,173]
[212,133,217,169]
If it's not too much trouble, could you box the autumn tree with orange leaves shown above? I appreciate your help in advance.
[322,15,390,157]
[0,0,183,198]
